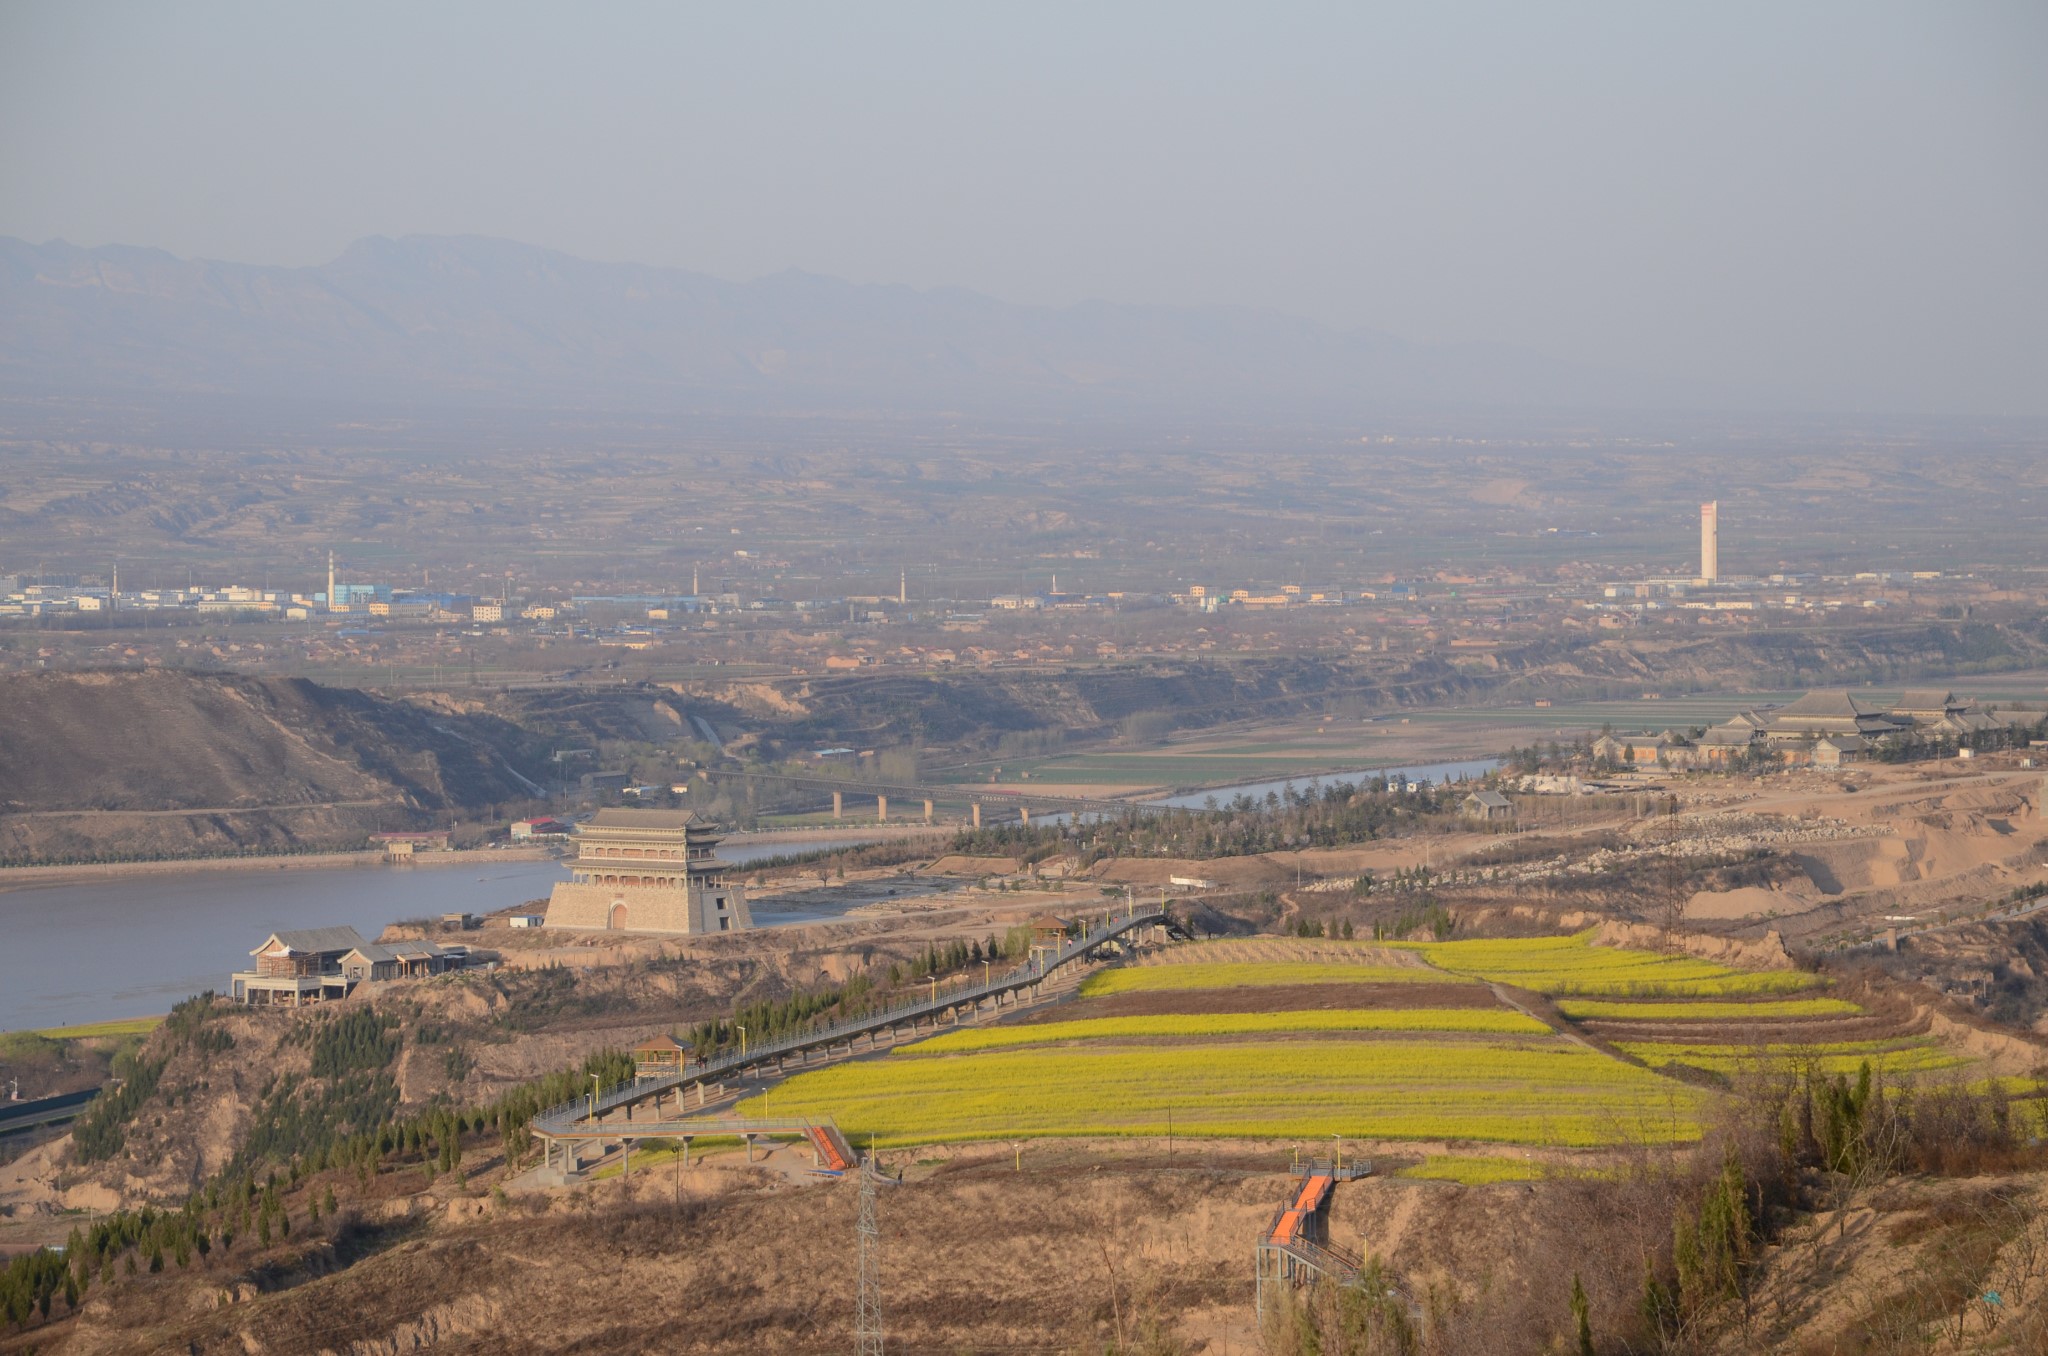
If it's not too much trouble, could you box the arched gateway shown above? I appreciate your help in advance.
[541,809,754,935]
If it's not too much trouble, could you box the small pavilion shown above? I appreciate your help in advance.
[632,1033,691,1080]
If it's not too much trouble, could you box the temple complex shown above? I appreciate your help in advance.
[542,808,753,934]
[1592,689,2010,769]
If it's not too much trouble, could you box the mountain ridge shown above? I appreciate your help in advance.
[0,233,1691,417]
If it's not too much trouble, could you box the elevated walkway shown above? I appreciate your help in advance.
[530,908,1190,1168]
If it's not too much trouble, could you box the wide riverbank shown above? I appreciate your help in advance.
[0,824,956,895]
[0,846,554,895]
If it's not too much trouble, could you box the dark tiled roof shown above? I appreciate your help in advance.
[254,926,369,957]
[586,808,703,829]
[1774,690,1872,718]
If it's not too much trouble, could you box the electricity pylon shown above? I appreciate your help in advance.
[856,1156,883,1356]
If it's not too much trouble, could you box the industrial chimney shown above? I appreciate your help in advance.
[1700,502,1719,584]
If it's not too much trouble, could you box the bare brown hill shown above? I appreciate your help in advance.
[0,671,548,861]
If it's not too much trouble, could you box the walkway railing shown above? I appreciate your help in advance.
[531,907,1176,1138]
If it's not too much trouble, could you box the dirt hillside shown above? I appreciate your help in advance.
[0,670,548,860]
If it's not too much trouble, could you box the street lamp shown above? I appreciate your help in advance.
[589,1073,600,1124]
[736,1024,748,1059]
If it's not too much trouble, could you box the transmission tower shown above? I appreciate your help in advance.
[856,1158,884,1356]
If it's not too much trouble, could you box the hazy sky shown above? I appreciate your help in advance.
[2,2,2044,417]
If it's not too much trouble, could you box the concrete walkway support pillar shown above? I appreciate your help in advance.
[877,795,888,822]
[923,798,934,823]
[971,802,981,828]
[833,790,844,819]
[1020,805,1030,826]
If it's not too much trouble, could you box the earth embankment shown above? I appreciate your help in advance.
[0,670,548,863]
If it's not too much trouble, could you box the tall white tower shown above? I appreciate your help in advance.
[899,569,906,605]
[327,552,336,608]
[1700,502,1719,583]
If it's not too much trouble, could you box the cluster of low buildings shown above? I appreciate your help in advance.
[0,575,499,624]
[1594,689,2012,769]
[228,925,490,1007]
[227,810,756,1009]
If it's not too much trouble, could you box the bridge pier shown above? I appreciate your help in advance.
[833,790,844,820]
[924,798,934,824]
[877,795,888,822]
[971,802,981,828]
[1020,805,1030,826]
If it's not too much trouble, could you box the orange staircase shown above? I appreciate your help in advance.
[1267,1171,1334,1247]
[806,1123,855,1173]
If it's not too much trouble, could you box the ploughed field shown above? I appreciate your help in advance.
[743,933,1980,1152]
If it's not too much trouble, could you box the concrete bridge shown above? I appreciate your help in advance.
[529,906,1191,1179]
[706,768,1199,827]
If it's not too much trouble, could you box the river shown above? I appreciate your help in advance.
[1146,757,1499,808]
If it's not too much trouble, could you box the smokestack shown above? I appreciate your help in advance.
[328,551,336,609]
[899,569,907,605]
[1700,501,1719,583]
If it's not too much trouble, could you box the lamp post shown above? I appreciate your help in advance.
[588,1073,600,1125]
[737,1025,748,1060]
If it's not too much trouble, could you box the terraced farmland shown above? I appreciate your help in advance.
[747,1040,1703,1149]
[742,932,1980,1155]
[1408,931,1817,997]
[903,1006,1550,1055]
[1080,961,1466,996]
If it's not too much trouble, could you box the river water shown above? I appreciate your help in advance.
[0,759,1498,1033]
[1146,757,1499,808]
[0,833,894,1034]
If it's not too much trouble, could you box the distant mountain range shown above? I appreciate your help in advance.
[0,234,1689,417]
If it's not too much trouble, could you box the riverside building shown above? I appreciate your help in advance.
[542,808,752,934]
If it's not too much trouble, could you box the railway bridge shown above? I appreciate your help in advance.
[704,769,1199,828]
[530,906,1192,1180]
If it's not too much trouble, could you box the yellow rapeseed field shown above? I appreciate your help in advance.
[1080,962,1469,997]
[1618,1038,1967,1077]
[27,1015,163,1040]
[901,1007,1550,1055]
[1554,998,1861,1021]
[1409,931,1815,997]
[742,1039,1705,1148]
[732,938,1958,1152]
[1399,1154,1548,1184]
